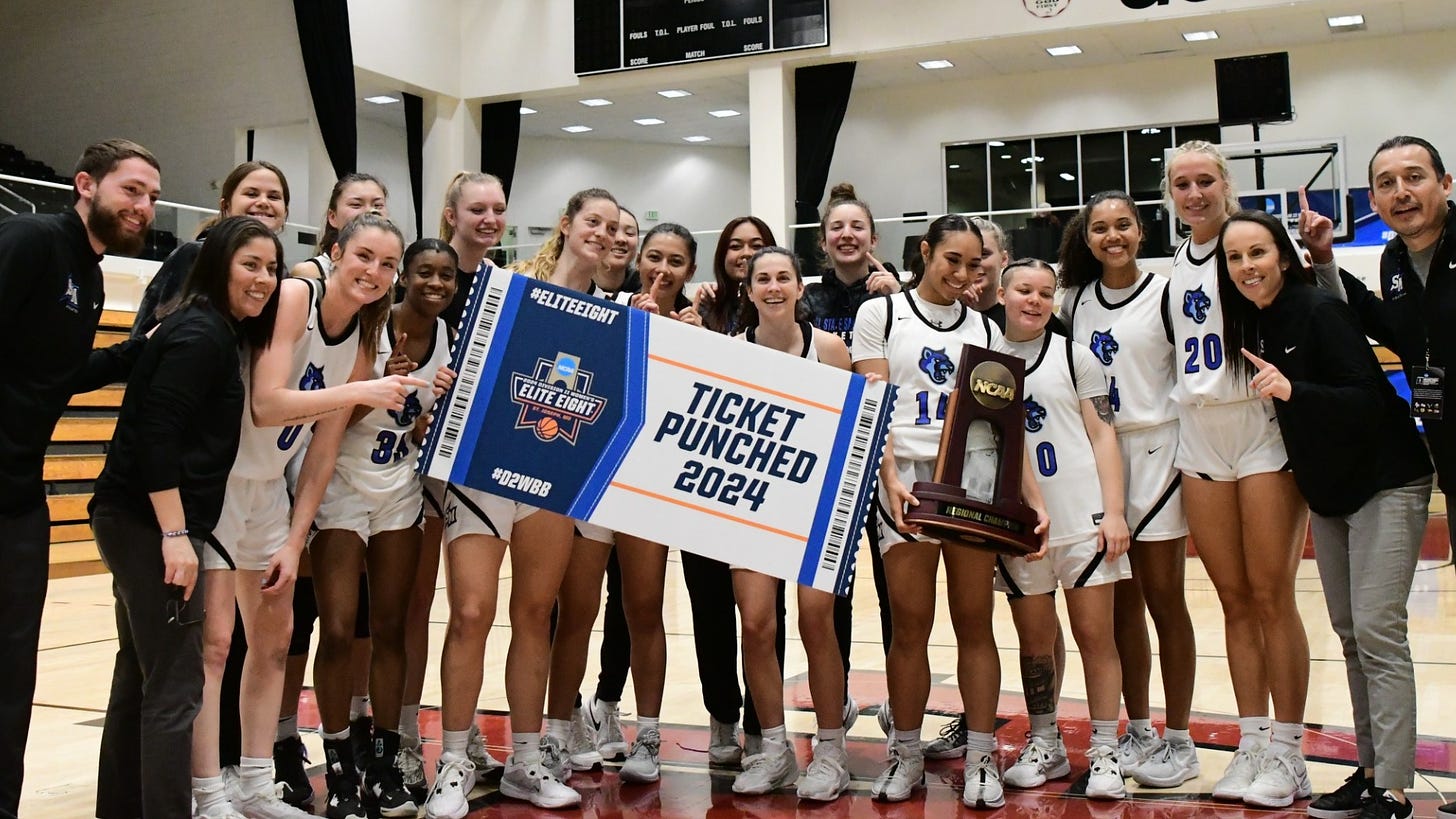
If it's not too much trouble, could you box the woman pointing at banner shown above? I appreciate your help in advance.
[852,214,1049,806]
[727,246,856,801]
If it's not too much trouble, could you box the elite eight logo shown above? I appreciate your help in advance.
[509,351,608,444]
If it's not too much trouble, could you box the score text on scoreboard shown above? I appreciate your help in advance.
[575,0,828,75]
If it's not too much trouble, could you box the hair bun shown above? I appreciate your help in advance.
[828,182,857,203]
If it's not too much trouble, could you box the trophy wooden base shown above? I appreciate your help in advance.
[905,481,1040,556]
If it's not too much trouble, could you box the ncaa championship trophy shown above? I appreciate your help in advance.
[904,346,1040,555]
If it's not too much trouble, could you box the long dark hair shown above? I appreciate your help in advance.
[705,216,777,333]
[908,214,983,288]
[1057,190,1142,289]
[735,246,811,330]
[196,160,290,237]
[316,173,389,254]
[1217,209,1314,381]
[162,216,283,349]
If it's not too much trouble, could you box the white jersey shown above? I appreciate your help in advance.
[996,332,1108,547]
[1061,272,1178,432]
[1167,237,1254,406]
[332,317,452,497]
[232,278,361,480]
[853,290,1001,463]
[741,321,819,363]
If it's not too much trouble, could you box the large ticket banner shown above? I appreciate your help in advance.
[418,269,893,595]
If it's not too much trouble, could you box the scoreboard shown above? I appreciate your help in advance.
[575,0,829,75]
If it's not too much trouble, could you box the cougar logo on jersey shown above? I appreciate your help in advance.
[1024,398,1047,433]
[1183,286,1212,324]
[919,347,955,384]
[298,362,325,391]
[389,391,423,427]
[1089,329,1120,365]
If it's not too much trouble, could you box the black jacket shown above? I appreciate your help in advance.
[0,211,144,515]
[92,304,244,534]
[1254,279,1431,516]
[1339,202,1456,492]
[804,270,881,350]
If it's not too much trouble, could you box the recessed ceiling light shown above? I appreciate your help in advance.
[682,135,711,143]
[561,125,593,134]
[579,98,613,107]
[634,117,665,126]
[364,95,399,105]
[708,109,741,118]
[1046,45,1082,57]
[918,59,954,70]
[1141,127,1162,135]
[948,164,961,169]
[658,89,693,98]
[1150,156,1163,162]
[988,140,1006,147]
[1059,173,1076,182]
[1000,154,1012,159]
[519,106,537,115]
[1328,14,1365,29]
[1182,30,1219,42]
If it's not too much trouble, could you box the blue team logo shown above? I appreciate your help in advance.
[1183,286,1212,324]
[298,362,325,391]
[59,273,81,313]
[919,347,955,384]
[509,351,608,444]
[389,391,423,427]
[1089,329,1120,365]
[1024,398,1047,433]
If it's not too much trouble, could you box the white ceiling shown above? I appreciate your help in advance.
[356,0,1456,148]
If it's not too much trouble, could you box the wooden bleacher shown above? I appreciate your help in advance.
[47,309,133,579]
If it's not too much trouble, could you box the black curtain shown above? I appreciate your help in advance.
[404,93,424,239]
[793,61,857,267]
[293,0,357,178]
[480,100,523,200]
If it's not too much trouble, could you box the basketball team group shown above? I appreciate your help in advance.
[3,132,1452,819]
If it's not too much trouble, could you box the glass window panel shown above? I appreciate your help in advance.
[945,143,988,214]
[1038,135,1079,209]
[991,139,1035,216]
[1138,203,1170,258]
[1128,126,1173,199]
[1174,122,1222,147]
[1080,131,1127,197]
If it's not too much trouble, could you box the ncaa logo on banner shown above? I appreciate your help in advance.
[1024,0,1071,17]
[509,351,609,444]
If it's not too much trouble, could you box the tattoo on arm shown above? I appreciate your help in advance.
[1091,395,1115,426]
[1020,653,1058,715]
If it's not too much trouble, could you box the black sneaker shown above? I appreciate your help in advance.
[1439,800,1456,819]
[1359,793,1413,819]
[272,734,315,809]
[1309,768,1376,819]
[366,759,420,818]
[324,737,368,819]
[349,715,374,776]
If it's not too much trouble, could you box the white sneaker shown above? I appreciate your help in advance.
[842,695,859,733]
[1084,744,1127,800]
[423,756,476,819]
[743,733,763,758]
[877,701,894,736]
[1133,738,1201,788]
[925,714,968,760]
[797,742,850,801]
[195,802,247,819]
[590,697,627,760]
[1243,746,1311,808]
[732,743,799,794]
[500,756,581,810]
[708,718,742,767]
[232,786,315,819]
[962,749,1005,809]
[1115,729,1160,777]
[465,723,504,780]
[1212,744,1264,801]
[568,705,604,771]
[870,742,924,802]
[398,737,428,804]
[619,728,661,784]
[539,734,570,782]
[1003,736,1071,788]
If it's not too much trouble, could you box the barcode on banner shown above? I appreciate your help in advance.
[434,281,507,464]
[820,389,882,575]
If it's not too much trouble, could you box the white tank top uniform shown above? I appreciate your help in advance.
[208,277,362,570]
[1166,237,1288,481]
[313,318,452,541]
[1062,273,1188,540]
[992,332,1130,597]
[852,290,1001,553]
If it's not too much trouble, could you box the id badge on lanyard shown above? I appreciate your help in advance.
[1412,351,1445,420]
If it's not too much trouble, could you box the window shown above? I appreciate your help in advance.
[945,143,988,214]
[990,139,1035,215]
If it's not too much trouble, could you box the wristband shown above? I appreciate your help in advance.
[162,529,190,539]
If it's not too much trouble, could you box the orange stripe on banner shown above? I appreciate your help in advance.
[609,482,807,542]
[646,353,841,415]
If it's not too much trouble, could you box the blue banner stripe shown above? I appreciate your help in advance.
[452,278,525,484]
[832,383,896,595]
[570,307,650,519]
[799,376,864,589]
